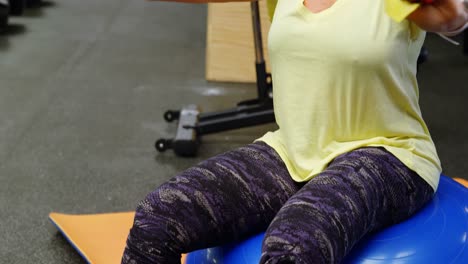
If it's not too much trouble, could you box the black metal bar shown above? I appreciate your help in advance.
[196,109,275,135]
[464,31,468,55]
[256,61,270,102]
[251,1,269,102]
[199,100,273,121]
[251,1,264,64]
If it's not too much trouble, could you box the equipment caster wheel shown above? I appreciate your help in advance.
[164,110,180,122]
[26,0,41,7]
[0,1,8,30]
[9,0,25,16]
[155,139,172,152]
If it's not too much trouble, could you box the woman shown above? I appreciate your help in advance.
[122,1,467,263]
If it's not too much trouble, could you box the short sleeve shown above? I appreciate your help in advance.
[384,0,420,22]
[266,0,278,21]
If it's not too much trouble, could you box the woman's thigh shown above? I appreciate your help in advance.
[260,147,434,264]
[124,142,301,263]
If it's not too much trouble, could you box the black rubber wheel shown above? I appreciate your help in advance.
[9,0,25,16]
[163,110,180,122]
[26,0,41,7]
[0,3,8,29]
[155,139,170,152]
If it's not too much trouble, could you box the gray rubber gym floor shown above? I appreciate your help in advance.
[0,1,466,263]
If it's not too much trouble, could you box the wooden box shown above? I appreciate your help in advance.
[205,2,272,83]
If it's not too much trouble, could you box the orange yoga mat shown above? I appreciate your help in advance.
[49,212,187,264]
[454,178,468,188]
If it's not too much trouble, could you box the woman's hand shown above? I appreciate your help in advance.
[408,0,468,33]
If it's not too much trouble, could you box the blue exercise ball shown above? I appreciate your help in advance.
[185,175,468,264]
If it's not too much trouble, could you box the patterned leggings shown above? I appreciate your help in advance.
[122,142,434,264]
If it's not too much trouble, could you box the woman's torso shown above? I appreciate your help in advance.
[258,0,441,190]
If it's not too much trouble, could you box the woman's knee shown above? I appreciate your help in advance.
[260,233,328,264]
[124,180,197,262]
[260,206,334,264]
[260,254,304,264]
[133,178,196,232]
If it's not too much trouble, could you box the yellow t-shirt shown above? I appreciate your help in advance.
[267,0,419,22]
[258,0,441,191]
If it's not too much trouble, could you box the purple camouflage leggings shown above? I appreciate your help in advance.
[122,142,434,264]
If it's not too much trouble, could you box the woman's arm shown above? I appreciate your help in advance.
[407,0,467,33]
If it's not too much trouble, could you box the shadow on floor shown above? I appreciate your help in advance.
[0,23,27,51]
[22,0,57,18]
